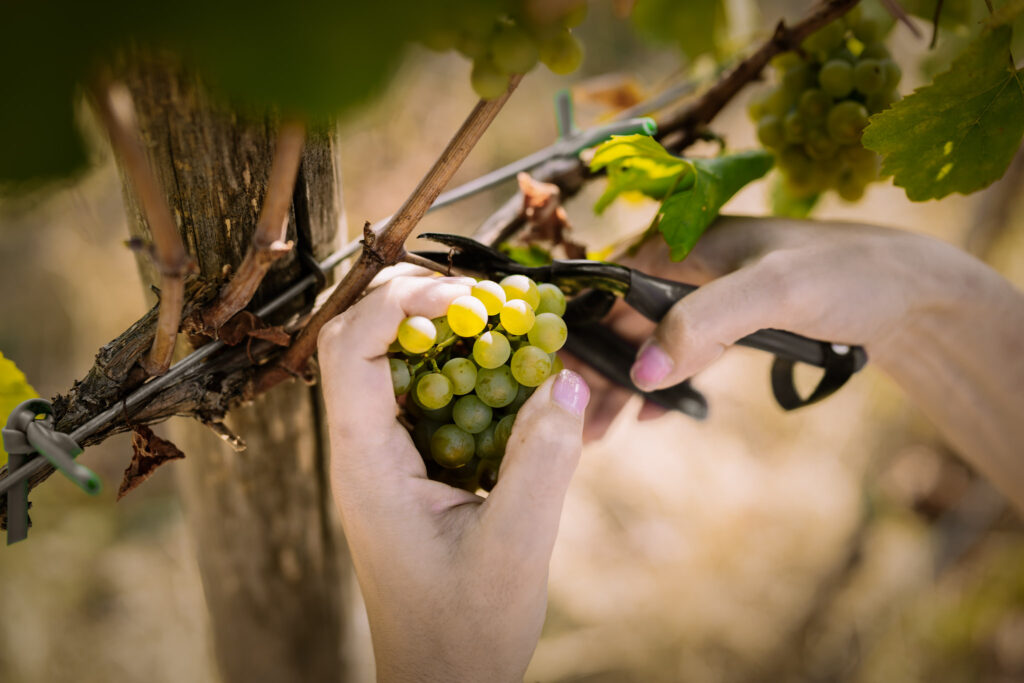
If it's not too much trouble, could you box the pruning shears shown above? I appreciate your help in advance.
[414,232,868,418]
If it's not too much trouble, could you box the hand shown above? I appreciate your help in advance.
[317,273,591,683]
[570,215,990,440]
[574,215,1024,516]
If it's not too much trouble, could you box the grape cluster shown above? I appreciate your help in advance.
[389,275,569,492]
[418,1,586,99]
[748,8,901,201]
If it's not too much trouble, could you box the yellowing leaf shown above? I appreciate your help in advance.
[0,351,39,467]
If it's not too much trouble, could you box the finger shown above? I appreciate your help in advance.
[318,276,472,470]
[481,370,590,559]
[629,252,806,390]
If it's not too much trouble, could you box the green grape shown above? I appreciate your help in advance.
[527,312,567,353]
[802,22,846,54]
[397,316,436,354]
[781,64,813,96]
[494,414,516,453]
[471,57,511,100]
[475,366,519,408]
[535,283,566,316]
[477,459,500,492]
[492,23,538,74]
[538,28,583,75]
[452,395,493,434]
[798,89,831,121]
[499,299,536,336]
[818,60,854,98]
[505,382,535,413]
[783,110,807,144]
[432,317,454,344]
[416,372,454,410]
[826,101,869,144]
[421,400,454,423]
[430,424,476,469]
[804,129,839,161]
[561,2,588,27]
[770,51,801,72]
[412,419,441,457]
[852,18,880,44]
[421,28,459,53]
[853,59,885,95]
[837,173,866,201]
[779,145,815,182]
[473,331,512,369]
[500,274,540,309]
[447,295,489,337]
[550,353,564,375]
[475,423,502,460]
[756,114,785,149]
[866,91,895,113]
[860,42,889,60]
[389,358,412,395]
[511,345,552,387]
[456,33,489,60]
[442,357,477,395]
[839,145,879,179]
[829,46,857,64]
[472,279,506,316]
[882,59,901,90]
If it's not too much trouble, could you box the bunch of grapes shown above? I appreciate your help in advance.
[748,8,901,201]
[418,0,587,99]
[389,274,569,492]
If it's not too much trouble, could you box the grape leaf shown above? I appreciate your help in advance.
[658,151,774,260]
[589,135,773,260]
[0,351,39,467]
[862,25,1024,201]
[590,134,694,213]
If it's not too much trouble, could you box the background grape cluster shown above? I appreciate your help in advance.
[418,0,587,99]
[749,7,902,201]
[389,275,569,492]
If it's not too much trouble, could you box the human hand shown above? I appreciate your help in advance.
[572,215,964,440]
[317,273,591,683]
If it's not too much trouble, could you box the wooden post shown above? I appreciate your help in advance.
[115,58,357,682]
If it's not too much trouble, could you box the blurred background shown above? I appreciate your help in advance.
[2,1,1023,681]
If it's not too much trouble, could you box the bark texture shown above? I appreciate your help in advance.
[117,58,353,683]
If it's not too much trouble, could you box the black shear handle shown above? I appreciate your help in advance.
[563,322,709,420]
[625,270,868,410]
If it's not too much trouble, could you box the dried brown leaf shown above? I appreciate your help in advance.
[119,425,185,500]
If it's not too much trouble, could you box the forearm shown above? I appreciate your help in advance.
[871,244,1024,514]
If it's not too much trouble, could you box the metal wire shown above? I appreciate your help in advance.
[0,115,659,496]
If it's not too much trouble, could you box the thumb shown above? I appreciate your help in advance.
[480,370,590,558]
[630,254,801,391]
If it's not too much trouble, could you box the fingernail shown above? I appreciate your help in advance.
[552,370,590,416]
[631,340,673,390]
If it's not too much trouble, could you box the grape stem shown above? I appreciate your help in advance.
[90,78,195,377]
[257,74,524,393]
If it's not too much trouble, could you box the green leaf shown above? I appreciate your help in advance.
[862,25,1024,201]
[0,351,39,467]
[500,243,552,267]
[590,134,693,213]
[657,151,774,260]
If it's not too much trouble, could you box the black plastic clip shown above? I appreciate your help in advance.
[2,398,100,545]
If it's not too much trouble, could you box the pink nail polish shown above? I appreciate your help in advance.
[552,370,590,416]
[631,340,673,390]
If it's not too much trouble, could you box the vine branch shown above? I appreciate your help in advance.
[256,74,524,393]
[196,120,306,333]
[93,80,194,376]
